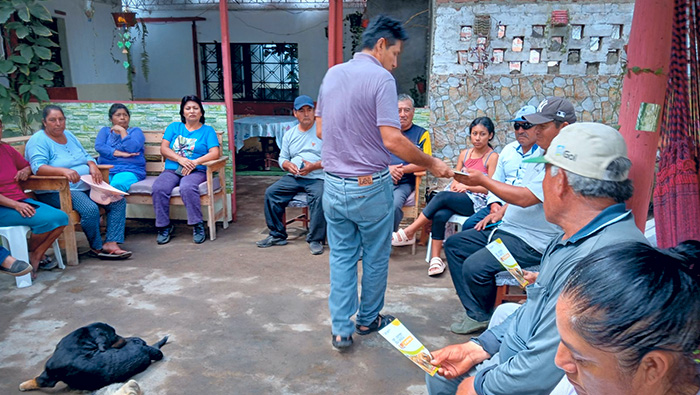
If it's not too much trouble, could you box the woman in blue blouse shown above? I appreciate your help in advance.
[95,103,146,192]
[152,95,220,245]
[26,105,132,260]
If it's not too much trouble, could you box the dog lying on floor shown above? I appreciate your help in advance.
[19,322,168,392]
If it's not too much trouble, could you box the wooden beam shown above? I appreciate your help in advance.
[618,0,674,230]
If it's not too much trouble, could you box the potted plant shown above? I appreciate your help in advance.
[112,11,137,28]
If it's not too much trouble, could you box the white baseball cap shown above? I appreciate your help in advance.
[80,175,128,205]
[524,122,629,181]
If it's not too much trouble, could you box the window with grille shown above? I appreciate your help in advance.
[200,42,299,102]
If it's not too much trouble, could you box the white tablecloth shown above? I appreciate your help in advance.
[234,115,299,152]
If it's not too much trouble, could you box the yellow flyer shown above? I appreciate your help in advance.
[379,319,439,376]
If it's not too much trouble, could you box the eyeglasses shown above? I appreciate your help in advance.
[514,122,533,131]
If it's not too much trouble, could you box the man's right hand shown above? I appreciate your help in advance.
[429,158,454,179]
[389,164,404,184]
[283,162,300,175]
[474,210,505,231]
[431,341,491,379]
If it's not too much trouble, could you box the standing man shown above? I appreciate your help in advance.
[390,93,431,236]
[256,95,326,255]
[315,15,452,351]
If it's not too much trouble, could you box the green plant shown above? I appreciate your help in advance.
[345,11,365,53]
[111,19,149,99]
[0,0,61,135]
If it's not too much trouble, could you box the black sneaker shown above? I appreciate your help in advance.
[256,235,288,248]
[157,224,174,245]
[193,222,206,244]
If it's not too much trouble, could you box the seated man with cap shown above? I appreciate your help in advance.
[256,95,326,255]
[461,104,542,230]
[444,97,576,335]
[427,122,647,395]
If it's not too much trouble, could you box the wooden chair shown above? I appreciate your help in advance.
[493,264,539,306]
[400,171,425,255]
[283,192,310,232]
[124,130,230,240]
[4,136,110,266]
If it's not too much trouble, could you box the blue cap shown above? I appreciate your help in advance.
[508,105,537,122]
[293,95,315,110]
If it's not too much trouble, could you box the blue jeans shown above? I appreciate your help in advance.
[264,174,326,243]
[461,206,490,230]
[323,169,393,337]
[392,182,414,232]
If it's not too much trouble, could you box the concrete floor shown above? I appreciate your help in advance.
[0,176,473,394]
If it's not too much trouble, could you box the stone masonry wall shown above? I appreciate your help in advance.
[429,0,634,167]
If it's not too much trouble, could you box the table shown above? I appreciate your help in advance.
[233,115,299,152]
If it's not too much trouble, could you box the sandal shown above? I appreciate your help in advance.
[331,334,353,351]
[391,229,415,247]
[355,314,395,335]
[428,257,446,276]
[38,255,57,271]
[96,248,132,260]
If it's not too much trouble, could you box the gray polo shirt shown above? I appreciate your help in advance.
[315,52,401,177]
[474,204,648,395]
[498,162,561,253]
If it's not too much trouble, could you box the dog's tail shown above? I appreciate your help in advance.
[153,335,168,349]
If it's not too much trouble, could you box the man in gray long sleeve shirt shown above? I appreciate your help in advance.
[426,123,648,395]
[256,95,326,255]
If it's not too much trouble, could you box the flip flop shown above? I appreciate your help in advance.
[391,229,415,247]
[38,255,57,271]
[428,257,446,276]
[97,249,132,260]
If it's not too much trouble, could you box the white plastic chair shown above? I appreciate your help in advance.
[425,214,470,263]
[0,226,64,288]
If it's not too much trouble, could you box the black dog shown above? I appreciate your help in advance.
[20,322,168,392]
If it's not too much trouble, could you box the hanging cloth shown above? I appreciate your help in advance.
[653,0,700,248]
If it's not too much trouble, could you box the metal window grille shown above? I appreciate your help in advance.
[200,42,299,102]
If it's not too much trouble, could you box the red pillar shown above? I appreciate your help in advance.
[618,0,674,230]
[328,0,343,68]
[219,0,237,221]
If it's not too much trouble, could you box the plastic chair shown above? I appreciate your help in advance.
[0,226,65,288]
[425,214,470,263]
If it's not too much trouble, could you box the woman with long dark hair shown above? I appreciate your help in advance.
[393,117,499,276]
[152,95,220,244]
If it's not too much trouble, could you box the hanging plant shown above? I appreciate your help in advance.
[111,13,148,99]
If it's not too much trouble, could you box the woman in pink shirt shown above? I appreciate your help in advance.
[0,118,69,279]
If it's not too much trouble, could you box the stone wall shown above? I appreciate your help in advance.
[429,0,634,166]
[429,74,622,163]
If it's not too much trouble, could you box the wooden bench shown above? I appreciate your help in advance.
[123,130,230,240]
[3,136,110,266]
